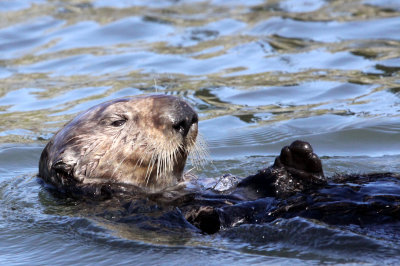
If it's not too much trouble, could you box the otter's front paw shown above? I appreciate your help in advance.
[273,140,327,194]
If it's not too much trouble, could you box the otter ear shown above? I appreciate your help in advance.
[52,158,74,176]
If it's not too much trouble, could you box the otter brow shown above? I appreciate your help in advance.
[100,114,128,123]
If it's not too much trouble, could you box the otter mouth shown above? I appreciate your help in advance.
[140,120,205,191]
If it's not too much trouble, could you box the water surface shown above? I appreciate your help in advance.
[1,0,400,264]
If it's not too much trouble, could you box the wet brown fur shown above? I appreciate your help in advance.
[39,95,204,193]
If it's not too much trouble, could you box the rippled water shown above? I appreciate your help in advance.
[1,0,400,264]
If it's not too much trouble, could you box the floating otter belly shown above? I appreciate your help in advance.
[39,95,202,194]
[38,95,400,234]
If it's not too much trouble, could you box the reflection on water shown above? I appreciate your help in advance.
[0,0,400,264]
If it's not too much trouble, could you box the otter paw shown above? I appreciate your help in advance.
[273,140,326,185]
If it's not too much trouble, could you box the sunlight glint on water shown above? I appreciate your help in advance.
[0,0,400,264]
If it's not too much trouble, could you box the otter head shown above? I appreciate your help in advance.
[39,95,201,192]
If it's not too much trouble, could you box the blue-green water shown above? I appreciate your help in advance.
[1,0,400,264]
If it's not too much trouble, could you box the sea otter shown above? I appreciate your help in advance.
[38,95,400,234]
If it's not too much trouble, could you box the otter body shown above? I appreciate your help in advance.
[182,141,400,233]
[38,95,400,234]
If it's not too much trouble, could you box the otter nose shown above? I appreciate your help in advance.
[171,103,198,137]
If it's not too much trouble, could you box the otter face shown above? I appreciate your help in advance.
[39,95,203,192]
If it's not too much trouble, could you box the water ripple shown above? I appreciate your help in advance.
[1,0,400,264]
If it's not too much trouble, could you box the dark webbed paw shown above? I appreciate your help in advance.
[273,140,327,196]
[275,140,324,179]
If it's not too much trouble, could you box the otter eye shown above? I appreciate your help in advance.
[111,119,126,127]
